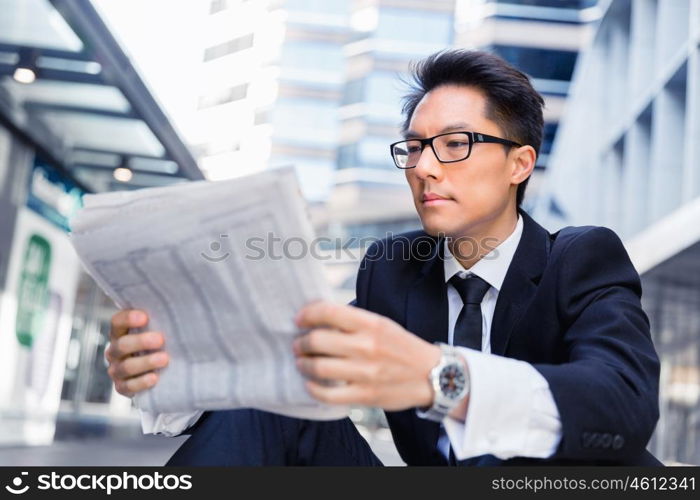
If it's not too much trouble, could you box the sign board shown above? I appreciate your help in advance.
[0,208,81,444]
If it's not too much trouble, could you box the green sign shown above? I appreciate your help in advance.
[15,233,52,348]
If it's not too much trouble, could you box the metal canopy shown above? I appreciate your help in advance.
[0,0,203,192]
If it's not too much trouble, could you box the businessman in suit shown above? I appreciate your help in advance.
[105,49,661,465]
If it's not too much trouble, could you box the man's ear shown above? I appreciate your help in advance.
[510,145,536,185]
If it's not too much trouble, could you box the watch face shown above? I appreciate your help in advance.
[439,363,466,399]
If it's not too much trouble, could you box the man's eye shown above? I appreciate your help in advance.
[446,141,468,148]
[407,146,422,154]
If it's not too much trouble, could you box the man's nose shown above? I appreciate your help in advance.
[413,143,443,180]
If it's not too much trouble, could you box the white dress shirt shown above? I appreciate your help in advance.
[142,215,563,460]
[440,214,562,460]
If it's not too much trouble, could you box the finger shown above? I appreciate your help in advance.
[110,309,148,341]
[111,331,165,360]
[293,329,365,358]
[295,301,377,332]
[110,351,169,380]
[114,372,159,398]
[304,380,369,406]
[295,356,364,383]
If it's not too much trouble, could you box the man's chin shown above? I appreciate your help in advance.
[419,219,456,239]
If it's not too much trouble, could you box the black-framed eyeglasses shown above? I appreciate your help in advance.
[389,131,522,169]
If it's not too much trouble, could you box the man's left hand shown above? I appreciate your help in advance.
[293,301,441,411]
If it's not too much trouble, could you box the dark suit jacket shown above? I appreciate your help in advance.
[353,208,661,465]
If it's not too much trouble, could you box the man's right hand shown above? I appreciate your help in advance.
[106,309,169,398]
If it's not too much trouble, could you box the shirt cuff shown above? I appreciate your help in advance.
[443,347,562,460]
[140,410,204,437]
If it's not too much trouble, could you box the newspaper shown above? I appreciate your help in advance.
[69,168,348,420]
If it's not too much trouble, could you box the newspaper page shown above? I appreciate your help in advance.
[69,168,348,420]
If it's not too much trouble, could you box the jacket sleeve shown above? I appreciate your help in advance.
[532,226,660,461]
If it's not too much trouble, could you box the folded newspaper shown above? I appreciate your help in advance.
[69,168,348,420]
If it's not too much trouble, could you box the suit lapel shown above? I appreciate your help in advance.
[402,210,551,355]
[490,209,551,355]
[404,235,448,463]
[404,237,449,345]
[399,213,551,463]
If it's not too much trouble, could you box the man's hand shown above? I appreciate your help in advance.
[293,301,441,411]
[105,309,169,398]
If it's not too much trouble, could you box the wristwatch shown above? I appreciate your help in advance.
[415,343,470,422]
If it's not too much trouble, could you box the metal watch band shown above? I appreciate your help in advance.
[415,343,470,423]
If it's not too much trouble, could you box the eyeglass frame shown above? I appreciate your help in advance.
[389,131,523,169]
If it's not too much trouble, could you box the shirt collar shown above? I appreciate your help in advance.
[443,214,524,292]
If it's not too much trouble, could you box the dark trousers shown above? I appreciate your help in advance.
[166,409,383,466]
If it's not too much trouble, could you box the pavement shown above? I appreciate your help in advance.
[0,424,404,467]
[0,434,189,467]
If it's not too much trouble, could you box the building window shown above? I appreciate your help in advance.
[210,0,228,14]
[376,8,453,45]
[271,98,338,147]
[540,122,558,156]
[254,108,269,126]
[279,41,343,73]
[193,139,241,157]
[203,33,254,62]
[487,0,598,8]
[491,45,578,81]
[197,84,248,109]
[342,79,365,105]
[337,144,358,170]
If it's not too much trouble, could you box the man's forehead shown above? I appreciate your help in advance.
[404,122,476,139]
[406,85,488,135]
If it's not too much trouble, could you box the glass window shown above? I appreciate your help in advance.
[254,108,270,126]
[540,122,558,156]
[197,83,248,109]
[491,45,578,81]
[280,41,343,72]
[342,79,365,105]
[272,98,338,146]
[284,0,348,15]
[210,0,228,14]
[337,143,357,170]
[487,0,598,8]
[366,73,403,107]
[358,137,394,168]
[203,33,254,62]
[375,8,453,44]
[338,137,395,170]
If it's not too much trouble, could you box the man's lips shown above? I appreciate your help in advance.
[422,192,453,205]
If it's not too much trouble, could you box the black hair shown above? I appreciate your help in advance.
[401,49,545,208]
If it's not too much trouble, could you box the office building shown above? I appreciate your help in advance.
[0,0,201,445]
[533,0,700,464]
[194,0,351,201]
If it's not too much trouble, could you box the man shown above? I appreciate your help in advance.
[105,50,661,465]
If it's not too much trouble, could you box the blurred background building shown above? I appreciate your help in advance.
[1,0,697,466]
[533,0,700,465]
[0,0,203,451]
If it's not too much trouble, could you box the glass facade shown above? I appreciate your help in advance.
[540,122,558,157]
[203,33,255,62]
[492,45,578,82]
[279,41,344,77]
[271,98,339,147]
[532,0,700,465]
[337,3,455,183]
[375,8,454,44]
[487,0,598,9]
[60,273,116,408]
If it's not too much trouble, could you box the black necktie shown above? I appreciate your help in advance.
[447,273,491,466]
[448,274,491,350]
